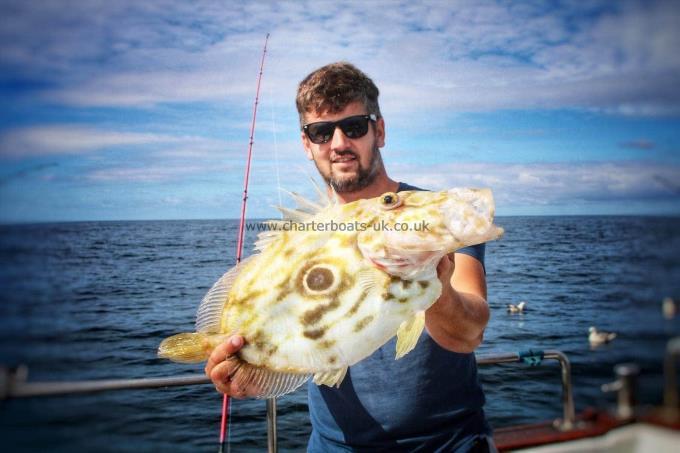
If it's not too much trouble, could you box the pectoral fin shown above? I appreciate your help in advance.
[395,311,425,359]
[313,367,348,388]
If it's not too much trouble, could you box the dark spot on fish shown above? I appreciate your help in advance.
[338,271,356,295]
[303,327,326,340]
[250,330,278,356]
[347,289,369,316]
[329,356,337,365]
[398,297,409,304]
[319,339,336,349]
[306,267,334,291]
[354,315,374,332]
[382,292,395,301]
[274,286,293,305]
[302,297,340,325]
[402,280,412,289]
[231,288,267,307]
[418,281,429,290]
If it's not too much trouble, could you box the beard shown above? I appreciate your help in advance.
[315,144,382,193]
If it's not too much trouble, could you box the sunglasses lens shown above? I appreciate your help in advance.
[339,117,369,138]
[307,122,334,144]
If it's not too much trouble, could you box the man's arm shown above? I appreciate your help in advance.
[425,253,490,353]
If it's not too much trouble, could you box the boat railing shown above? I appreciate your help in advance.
[0,365,211,399]
[476,349,576,431]
[1,348,577,453]
[5,341,679,453]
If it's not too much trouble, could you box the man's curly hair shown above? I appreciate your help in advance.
[296,62,381,128]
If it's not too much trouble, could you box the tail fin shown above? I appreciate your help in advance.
[158,332,212,363]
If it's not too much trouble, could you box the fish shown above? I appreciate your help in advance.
[158,186,504,398]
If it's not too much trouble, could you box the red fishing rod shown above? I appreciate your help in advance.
[219,32,270,453]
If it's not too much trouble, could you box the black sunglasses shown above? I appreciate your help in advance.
[303,114,377,144]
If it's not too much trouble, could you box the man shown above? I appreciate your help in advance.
[206,62,494,452]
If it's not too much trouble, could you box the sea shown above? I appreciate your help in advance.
[0,216,678,452]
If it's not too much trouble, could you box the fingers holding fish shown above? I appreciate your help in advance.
[205,335,253,398]
[205,335,243,375]
[437,254,455,282]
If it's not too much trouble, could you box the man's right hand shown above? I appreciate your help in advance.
[205,335,258,399]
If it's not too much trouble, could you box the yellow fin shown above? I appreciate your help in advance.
[395,311,425,359]
[157,332,228,363]
[230,360,311,399]
[312,367,348,388]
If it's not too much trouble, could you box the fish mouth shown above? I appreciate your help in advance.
[365,248,443,279]
[368,256,411,270]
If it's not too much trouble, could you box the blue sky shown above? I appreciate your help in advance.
[1,0,679,222]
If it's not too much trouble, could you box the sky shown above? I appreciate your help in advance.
[1,0,679,222]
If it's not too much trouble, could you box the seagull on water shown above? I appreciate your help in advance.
[662,297,676,320]
[589,326,617,345]
[507,301,526,314]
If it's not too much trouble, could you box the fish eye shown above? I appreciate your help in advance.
[379,192,402,210]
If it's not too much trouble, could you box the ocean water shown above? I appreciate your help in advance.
[0,217,678,452]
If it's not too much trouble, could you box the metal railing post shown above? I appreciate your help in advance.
[476,349,576,431]
[267,398,277,453]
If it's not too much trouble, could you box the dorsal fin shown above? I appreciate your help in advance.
[275,205,314,222]
[282,189,325,214]
[195,255,256,333]
[253,183,335,252]
[328,184,340,205]
[310,177,334,206]
[254,221,287,252]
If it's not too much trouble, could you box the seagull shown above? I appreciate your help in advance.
[662,297,676,320]
[507,301,526,314]
[589,326,617,345]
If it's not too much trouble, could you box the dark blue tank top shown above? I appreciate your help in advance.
[307,182,490,451]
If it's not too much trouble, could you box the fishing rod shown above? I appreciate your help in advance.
[221,32,271,453]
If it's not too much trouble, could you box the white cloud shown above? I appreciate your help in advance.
[1,1,679,115]
[388,160,680,209]
[0,126,163,156]
[85,164,212,182]
[0,125,211,157]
